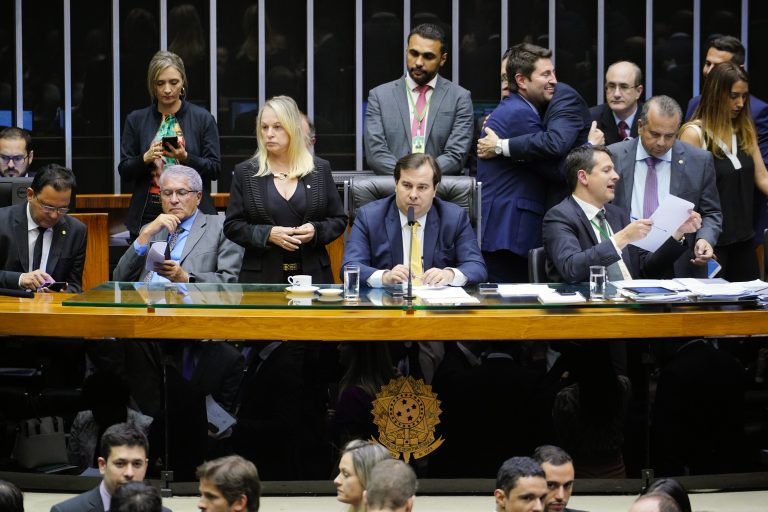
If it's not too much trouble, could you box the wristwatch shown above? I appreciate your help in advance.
[494,139,503,155]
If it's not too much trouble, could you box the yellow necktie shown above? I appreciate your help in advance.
[411,222,423,285]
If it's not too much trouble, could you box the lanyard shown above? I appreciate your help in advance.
[406,85,433,132]
[590,218,610,241]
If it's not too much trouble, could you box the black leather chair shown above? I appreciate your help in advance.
[344,175,482,247]
[528,247,547,283]
[763,229,768,281]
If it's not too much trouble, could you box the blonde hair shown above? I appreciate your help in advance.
[685,61,756,157]
[339,440,392,512]
[252,96,314,179]
[146,51,187,101]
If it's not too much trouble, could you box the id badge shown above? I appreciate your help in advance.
[411,135,425,154]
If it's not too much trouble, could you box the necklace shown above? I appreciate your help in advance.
[272,172,289,180]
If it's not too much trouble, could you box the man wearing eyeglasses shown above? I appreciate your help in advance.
[590,61,644,145]
[0,127,34,177]
[113,164,243,283]
[0,163,86,292]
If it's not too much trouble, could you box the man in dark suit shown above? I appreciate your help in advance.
[533,445,586,512]
[113,164,243,283]
[51,423,171,512]
[0,163,86,292]
[477,43,590,282]
[343,153,486,287]
[608,96,722,277]
[590,61,644,145]
[364,23,473,175]
[543,145,701,283]
[685,35,768,246]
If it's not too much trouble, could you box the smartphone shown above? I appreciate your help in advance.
[478,283,499,294]
[707,259,722,278]
[162,135,179,149]
[384,288,404,298]
[40,281,68,292]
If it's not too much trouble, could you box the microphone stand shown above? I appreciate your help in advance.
[404,206,416,304]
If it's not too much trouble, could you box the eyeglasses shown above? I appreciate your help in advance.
[605,82,638,92]
[160,188,199,198]
[34,194,69,214]
[0,154,28,165]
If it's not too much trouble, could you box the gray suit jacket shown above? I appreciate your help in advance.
[113,211,244,283]
[607,138,722,277]
[364,74,473,175]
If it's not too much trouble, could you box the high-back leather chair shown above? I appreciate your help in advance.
[344,175,482,247]
[528,246,547,283]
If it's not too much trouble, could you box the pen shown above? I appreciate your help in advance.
[630,216,668,233]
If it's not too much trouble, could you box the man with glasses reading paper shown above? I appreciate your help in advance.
[0,163,86,292]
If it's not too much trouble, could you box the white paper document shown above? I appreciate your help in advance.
[145,241,168,271]
[206,394,237,439]
[414,286,480,304]
[497,284,555,297]
[610,279,689,291]
[538,291,586,304]
[629,195,694,252]
[674,278,749,298]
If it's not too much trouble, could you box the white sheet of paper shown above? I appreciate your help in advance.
[629,195,694,252]
[414,286,480,304]
[674,278,748,297]
[610,279,689,291]
[498,284,555,297]
[145,241,168,272]
[206,394,237,438]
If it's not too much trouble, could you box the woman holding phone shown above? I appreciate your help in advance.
[224,95,346,283]
[118,50,221,240]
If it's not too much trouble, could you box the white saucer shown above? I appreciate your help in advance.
[285,285,319,294]
[317,295,344,302]
[317,288,344,297]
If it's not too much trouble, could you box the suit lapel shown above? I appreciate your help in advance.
[422,203,440,268]
[425,76,447,140]
[180,212,206,263]
[568,197,599,246]
[669,142,685,196]
[385,201,404,267]
[620,139,639,204]
[395,77,412,138]
[601,107,618,142]
[46,217,69,274]
[13,203,29,271]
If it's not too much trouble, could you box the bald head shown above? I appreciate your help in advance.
[605,61,643,120]
[628,493,681,512]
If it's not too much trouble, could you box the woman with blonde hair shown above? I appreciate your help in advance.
[333,439,392,512]
[224,96,347,283]
[679,62,768,280]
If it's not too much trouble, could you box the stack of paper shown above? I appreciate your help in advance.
[415,286,480,304]
[538,291,587,304]
[497,284,555,297]
[674,278,750,299]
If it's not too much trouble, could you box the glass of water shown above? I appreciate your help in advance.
[589,265,606,300]
[343,264,360,301]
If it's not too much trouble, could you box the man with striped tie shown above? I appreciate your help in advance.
[113,164,242,283]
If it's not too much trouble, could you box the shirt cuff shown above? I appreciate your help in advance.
[501,139,510,157]
[133,239,149,256]
[446,267,468,286]
[368,269,386,288]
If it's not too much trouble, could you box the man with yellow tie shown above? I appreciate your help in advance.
[343,153,487,288]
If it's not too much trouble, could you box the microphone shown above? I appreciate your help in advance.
[405,207,416,301]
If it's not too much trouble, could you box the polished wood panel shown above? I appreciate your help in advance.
[68,213,109,291]
[76,193,230,209]
[0,294,765,341]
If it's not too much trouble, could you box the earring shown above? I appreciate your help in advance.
[180,86,186,99]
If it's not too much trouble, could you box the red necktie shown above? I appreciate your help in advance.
[618,120,629,140]
[411,85,429,140]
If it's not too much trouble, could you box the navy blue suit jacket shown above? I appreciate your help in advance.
[543,196,687,283]
[342,196,487,285]
[477,94,549,256]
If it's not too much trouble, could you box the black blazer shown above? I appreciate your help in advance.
[224,156,347,283]
[0,202,87,292]
[589,102,641,145]
[50,485,172,512]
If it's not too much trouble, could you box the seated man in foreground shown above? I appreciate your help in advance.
[543,145,701,283]
[342,152,487,287]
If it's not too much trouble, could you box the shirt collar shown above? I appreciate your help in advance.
[636,142,672,163]
[612,105,638,129]
[26,202,49,232]
[516,93,540,115]
[398,209,428,229]
[99,480,111,511]
[571,194,603,222]
[405,74,438,92]
[178,209,199,232]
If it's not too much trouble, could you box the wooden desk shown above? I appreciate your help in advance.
[1,293,765,341]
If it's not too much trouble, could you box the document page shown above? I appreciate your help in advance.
[630,195,694,252]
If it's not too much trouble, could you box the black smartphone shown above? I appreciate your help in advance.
[478,283,499,294]
[41,281,68,292]
[162,135,179,149]
[384,288,404,298]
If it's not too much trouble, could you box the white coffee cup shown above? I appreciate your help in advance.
[288,274,312,287]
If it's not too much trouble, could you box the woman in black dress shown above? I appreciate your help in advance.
[224,95,347,283]
[679,62,768,281]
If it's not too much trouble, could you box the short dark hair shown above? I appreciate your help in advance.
[196,455,261,512]
[111,482,162,512]
[394,153,442,187]
[30,164,76,194]
[366,459,417,510]
[564,145,612,193]
[708,35,745,66]
[408,23,447,54]
[0,127,32,152]
[646,479,692,512]
[0,480,23,512]
[506,43,552,93]
[495,456,545,496]
[100,423,149,461]
[533,445,573,466]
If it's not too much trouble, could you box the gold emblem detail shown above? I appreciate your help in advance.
[371,375,444,463]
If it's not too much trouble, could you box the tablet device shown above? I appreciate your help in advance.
[623,286,677,295]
